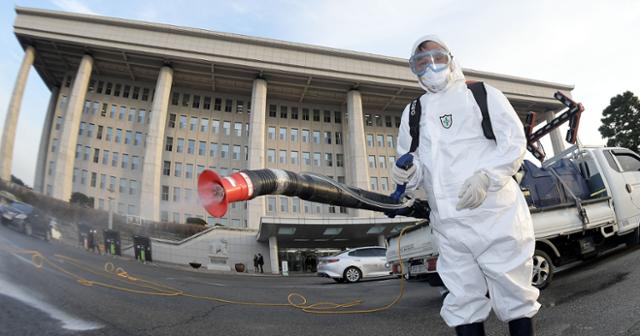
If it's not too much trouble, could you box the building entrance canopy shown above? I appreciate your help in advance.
[257,216,419,249]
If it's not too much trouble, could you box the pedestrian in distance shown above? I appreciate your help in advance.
[257,253,264,273]
[390,35,539,336]
[253,254,259,272]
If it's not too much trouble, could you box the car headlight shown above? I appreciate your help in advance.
[15,214,27,220]
[385,263,390,268]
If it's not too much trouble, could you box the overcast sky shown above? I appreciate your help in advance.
[1,0,639,187]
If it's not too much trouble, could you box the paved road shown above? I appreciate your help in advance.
[1,224,639,336]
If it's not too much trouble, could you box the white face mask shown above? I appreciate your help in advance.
[419,67,451,93]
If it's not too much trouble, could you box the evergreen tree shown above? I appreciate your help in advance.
[599,91,640,153]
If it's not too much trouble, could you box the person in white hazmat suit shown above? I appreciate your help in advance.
[391,35,540,336]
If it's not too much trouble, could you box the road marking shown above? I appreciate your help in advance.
[0,275,103,331]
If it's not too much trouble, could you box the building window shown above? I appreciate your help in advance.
[376,135,384,147]
[173,187,181,202]
[267,196,276,213]
[335,111,342,124]
[323,110,331,123]
[335,132,343,145]
[302,108,309,121]
[115,129,122,143]
[132,156,140,170]
[132,86,140,99]
[368,155,376,168]
[378,156,387,169]
[182,93,190,107]
[55,116,62,131]
[203,96,211,110]
[165,137,173,151]
[395,116,401,128]
[97,126,103,140]
[102,150,109,165]
[325,153,333,167]
[141,88,150,101]
[224,99,233,112]
[109,176,116,192]
[279,150,286,164]
[232,145,241,160]
[162,186,169,201]
[163,161,171,176]
[370,177,378,191]
[81,170,87,185]
[192,95,201,108]
[110,105,116,118]
[105,82,112,95]
[269,104,277,118]
[112,152,119,167]
[280,106,288,119]
[302,129,309,143]
[236,100,244,113]
[51,139,58,153]
[303,152,310,166]
[234,122,242,137]
[313,152,321,166]
[385,115,392,127]
[312,131,320,144]
[185,164,193,179]
[135,132,142,146]
[292,198,300,213]
[84,146,90,161]
[122,154,129,169]
[200,118,209,132]
[324,131,332,144]
[199,141,206,156]
[267,149,275,163]
[280,197,289,212]
[214,98,222,111]
[119,178,127,193]
[93,148,100,163]
[291,151,299,165]
[119,106,126,120]
[223,121,231,136]
[174,162,182,177]
[209,143,218,158]
[279,127,286,141]
[387,135,394,148]
[190,117,198,132]
[137,109,146,123]
[366,134,374,147]
[336,154,344,167]
[168,113,176,128]
[179,115,187,129]
[291,107,299,120]
[221,144,229,159]
[381,177,389,192]
[211,120,220,134]
[188,139,195,154]
[290,128,298,142]
[313,109,320,122]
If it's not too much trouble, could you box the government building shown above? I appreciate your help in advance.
[0,7,572,273]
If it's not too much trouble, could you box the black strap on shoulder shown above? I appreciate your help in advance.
[466,81,495,141]
[408,98,421,152]
[406,81,494,153]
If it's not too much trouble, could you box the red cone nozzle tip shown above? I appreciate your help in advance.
[198,170,228,217]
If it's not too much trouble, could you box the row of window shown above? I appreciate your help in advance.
[267,127,343,145]
[366,134,396,148]
[76,76,153,102]
[162,161,221,179]
[168,115,249,137]
[160,185,195,203]
[365,114,402,128]
[96,199,137,216]
[368,155,396,170]
[70,167,138,195]
[60,143,143,170]
[267,105,342,124]
[266,196,348,215]
[370,177,392,192]
[165,137,248,160]
[171,92,249,113]
[266,149,344,167]
[80,101,151,123]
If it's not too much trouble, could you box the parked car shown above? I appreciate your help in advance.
[1,201,51,240]
[317,246,391,283]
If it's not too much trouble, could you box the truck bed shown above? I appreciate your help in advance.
[386,196,615,263]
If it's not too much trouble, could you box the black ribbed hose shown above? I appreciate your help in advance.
[241,169,430,219]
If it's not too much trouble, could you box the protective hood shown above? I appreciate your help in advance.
[410,35,465,92]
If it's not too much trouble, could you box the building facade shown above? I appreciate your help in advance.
[1,7,575,272]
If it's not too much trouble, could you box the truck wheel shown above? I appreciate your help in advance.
[344,267,362,283]
[532,250,554,289]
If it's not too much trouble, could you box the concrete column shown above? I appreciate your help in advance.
[346,90,370,217]
[268,235,279,274]
[246,78,267,229]
[51,54,93,201]
[544,110,565,156]
[0,46,35,181]
[378,234,386,247]
[34,86,59,193]
[139,66,174,221]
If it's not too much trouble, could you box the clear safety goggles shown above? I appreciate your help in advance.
[409,49,452,76]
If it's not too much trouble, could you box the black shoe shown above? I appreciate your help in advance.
[455,322,486,336]
[508,317,534,336]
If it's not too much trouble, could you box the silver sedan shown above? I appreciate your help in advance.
[317,246,391,283]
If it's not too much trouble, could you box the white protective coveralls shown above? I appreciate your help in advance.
[397,35,540,327]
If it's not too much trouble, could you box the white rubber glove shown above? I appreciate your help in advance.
[456,171,490,210]
[391,156,417,186]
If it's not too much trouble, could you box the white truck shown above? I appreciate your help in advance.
[386,145,640,289]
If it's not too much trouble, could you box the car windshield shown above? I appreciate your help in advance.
[11,202,33,214]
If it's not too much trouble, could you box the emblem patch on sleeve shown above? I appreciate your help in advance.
[440,114,453,129]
